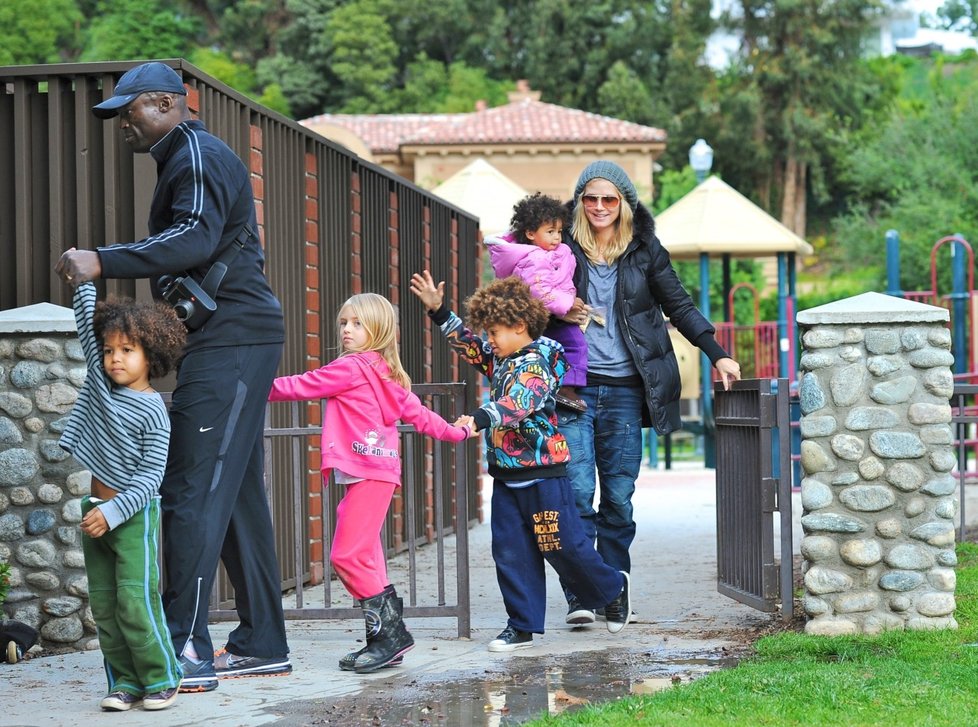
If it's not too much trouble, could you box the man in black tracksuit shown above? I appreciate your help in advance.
[56,62,290,691]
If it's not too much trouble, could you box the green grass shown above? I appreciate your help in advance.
[528,543,978,726]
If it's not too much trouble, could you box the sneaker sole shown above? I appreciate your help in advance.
[216,662,293,679]
[566,609,596,625]
[353,644,413,674]
[143,690,179,711]
[100,696,141,711]
[178,680,218,693]
[488,640,534,653]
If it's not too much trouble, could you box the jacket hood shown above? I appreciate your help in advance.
[349,352,406,426]
[484,233,530,278]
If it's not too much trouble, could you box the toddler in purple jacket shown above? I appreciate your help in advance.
[485,192,588,412]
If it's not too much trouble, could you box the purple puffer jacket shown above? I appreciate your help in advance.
[485,232,577,316]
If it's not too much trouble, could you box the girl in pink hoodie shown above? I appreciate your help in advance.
[268,293,471,674]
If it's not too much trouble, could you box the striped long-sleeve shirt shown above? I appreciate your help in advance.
[59,283,170,531]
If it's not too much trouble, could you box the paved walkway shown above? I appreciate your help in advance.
[6,467,973,725]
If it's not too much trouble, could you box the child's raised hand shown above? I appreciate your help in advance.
[409,270,445,312]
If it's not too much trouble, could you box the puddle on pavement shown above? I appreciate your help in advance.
[272,649,739,726]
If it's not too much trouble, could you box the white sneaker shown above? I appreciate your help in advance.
[488,626,533,652]
[565,596,596,625]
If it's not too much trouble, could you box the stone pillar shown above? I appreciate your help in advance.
[797,292,957,636]
[0,302,96,651]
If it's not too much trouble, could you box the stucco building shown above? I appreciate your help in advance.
[300,82,668,207]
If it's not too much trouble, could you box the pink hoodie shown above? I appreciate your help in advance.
[268,351,467,485]
[485,232,577,316]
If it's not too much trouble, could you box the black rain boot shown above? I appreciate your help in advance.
[352,586,414,673]
[338,586,404,671]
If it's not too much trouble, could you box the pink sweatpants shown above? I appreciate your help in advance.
[330,478,397,600]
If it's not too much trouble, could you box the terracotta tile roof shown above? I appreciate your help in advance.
[301,112,465,154]
[301,98,666,154]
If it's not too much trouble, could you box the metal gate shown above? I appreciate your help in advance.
[173,384,474,638]
[714,378,793,617]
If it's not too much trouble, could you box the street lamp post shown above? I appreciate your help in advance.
[689,138,714,184]
[689,138,716,467]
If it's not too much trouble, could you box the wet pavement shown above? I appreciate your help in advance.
[16,465,971,726]
[269,647,741,726]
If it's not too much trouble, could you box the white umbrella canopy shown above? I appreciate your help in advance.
[656,176,813,259]
[431,159,528,235]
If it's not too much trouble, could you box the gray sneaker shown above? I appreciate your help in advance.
[214,650,292,678]
[143,686,179,711]
[178,654,218,692]
[100,691,142,711]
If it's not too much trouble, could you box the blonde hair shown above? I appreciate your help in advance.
[336,293,411,390]
[570,191,635,266]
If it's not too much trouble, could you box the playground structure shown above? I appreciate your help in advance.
[652,180,978,493]
[886,232,978,491]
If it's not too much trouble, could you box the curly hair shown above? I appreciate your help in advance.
[509,192,568,245]
[93,297,187,380]
[464,277,550,339]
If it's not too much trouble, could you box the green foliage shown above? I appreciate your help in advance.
[438,62,512,113]
[0,0,82,65]
[190,47,292,116]
[831,54,978,293]
[324,0,399,113]
[652,168,698,215]
[597,61,655,126]
[80,0,202,61]
[0,560,9,607]
[191,47,257,93]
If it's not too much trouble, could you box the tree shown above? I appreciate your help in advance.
[81,0,202,61]
[0,0,82,65]
[324,0,399,112]
[715,0,886,237]
[832,56,978,293]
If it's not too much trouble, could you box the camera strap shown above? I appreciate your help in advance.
[199,223,255,298]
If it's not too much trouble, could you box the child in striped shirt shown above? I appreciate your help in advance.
[59,281,186,712]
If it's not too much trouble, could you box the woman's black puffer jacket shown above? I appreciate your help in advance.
[564,202,717,435]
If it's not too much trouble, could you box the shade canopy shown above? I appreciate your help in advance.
[656,176,813,259]
[431,159,528,235]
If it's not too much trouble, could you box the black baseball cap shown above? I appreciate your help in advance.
[92,62,187,119]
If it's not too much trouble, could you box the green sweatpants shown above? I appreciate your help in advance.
[82,496,182,695]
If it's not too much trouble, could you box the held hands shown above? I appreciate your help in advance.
[716,357,742,391]
[409,270,445,312]
[80,507,109,538]
[54,247,102,286]
[453,415,479,438]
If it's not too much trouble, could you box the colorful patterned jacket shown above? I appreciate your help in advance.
[429,306,569,481]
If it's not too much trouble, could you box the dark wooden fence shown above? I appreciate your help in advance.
[0,59,483,598]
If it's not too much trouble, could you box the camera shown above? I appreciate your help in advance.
[157,274,217,331]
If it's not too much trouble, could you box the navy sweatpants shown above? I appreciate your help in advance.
[161,343,289,660]
[490,476,624,634]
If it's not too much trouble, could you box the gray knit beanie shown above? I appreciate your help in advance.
[573,160,639,211]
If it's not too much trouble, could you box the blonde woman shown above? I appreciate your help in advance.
[268,294,470,672]
[556,161,742,625]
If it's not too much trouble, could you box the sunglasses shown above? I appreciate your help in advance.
[581,194,621,209]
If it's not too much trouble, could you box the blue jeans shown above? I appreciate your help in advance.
[557,384,644,576]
